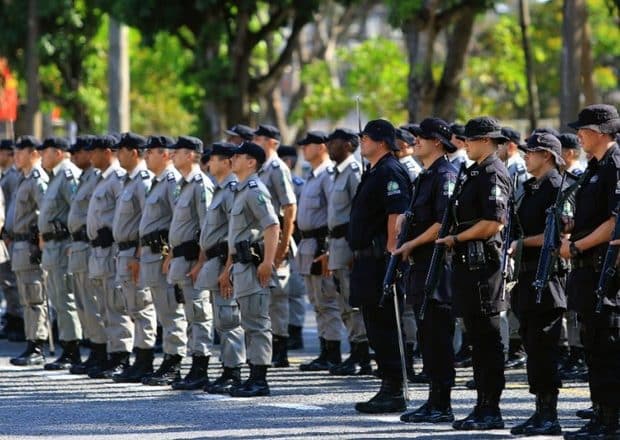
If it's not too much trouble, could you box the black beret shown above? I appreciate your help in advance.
[568,104,620,134]
[519,133,565,167]
[87,135,118,151]
[234,141,266,164]
[360,119,397,151]
[418,118,457,153]
[277,145,298,158]
[328,128,359,147]
[0,139,15,151]
[15,135,41,149]
[297,130,329,146]
[464,117,509,142]
[39,137,70,151]
[558,133,581,150]
[501,127,525,146]
[69,135,95,153]
[395,128,414,145]
[145,135,175,149]
[172,135,203,153]
[211,142,237,158]
[115,132,146,150]
[225,124,254,141]
[253,124,281,141]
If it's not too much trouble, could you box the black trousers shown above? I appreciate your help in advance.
[362,299,403,380]
[414,301,455,387]
[518,308,563,395]
[463,313,505,397]
[581,319,620,406]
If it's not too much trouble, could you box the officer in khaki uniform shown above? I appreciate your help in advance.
[139,135,188,386]
[37,137,83,370]
[9,136,50,366]
[254,124,297,367]
[110,132,158,383]
[192,142,246,394]
[165,135,214,390]
[227,141,280,397]
[322,128,371,376]
[85,135,131,379]
[0,139,23,341]
[66,135,108,375]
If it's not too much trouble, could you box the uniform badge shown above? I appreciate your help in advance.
[229,181,238,191]
[387,180,401,196]
[173,183,182,201]
[257,192,266,205]
[139,170,150,180]
[248,180,258,188]
[489,185,503,201]
[166,172,175,182]
[271,161,280,169]
[32,169,40,179]
[351,162,360,171]
[443,180,455,196]
[193,174,203,183]
[64,168,74,179]
[327,167,335,175]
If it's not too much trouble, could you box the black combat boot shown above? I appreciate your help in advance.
[44,340,81,370]
[564,402,603,439]
[271,335,290,368]
[355,375,407,414]
[171,355,210,390]
[287,324,304,350]
[453,391,504,430]
[229,364,270,397]
[510,395,541,435]
[300,337,326,371]
[10,340,46,366]
[88,351,130,379]
[402,383,454,423]
[70,343,106,375]
[329,341,373,376]
[524,392,562,436]
[454,332,473,368]
[206,366,242,394]
[504,339,527,369]
[143,354,183,386]
[300,338,341,371]
[113,348,154,383]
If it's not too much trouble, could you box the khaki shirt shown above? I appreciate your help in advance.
[86,161,126,241]
[258,155,296,216]
[38,159,81,235]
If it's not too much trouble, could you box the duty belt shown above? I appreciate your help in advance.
[519,259,563,274]
[328,223,348,239]
[42,231,70,242]
[571,255,603,271]
[205,242,228,261]
[352,246,385,260]
[172,240,200,261]
[71,226,89,243]
[91,227,114,249]
[140,229,168,248]
[118,240,139,251]
[13,233,32,242]
[299,226,328,240]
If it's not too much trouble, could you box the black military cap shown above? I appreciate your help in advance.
[530,127,560,138]
[297,130,329,146]
[253,124,281,141]
[519,133,565,167]
[417,118,457,153]
[401,123,422,137]
[39,136,70,151]
[115,132,146,150]
[145,135,175,149]
[0,139,15,151]
[501,127,525,147]
[15,135,41,149]
[200,149,212,164]
[277,145,298,158]
[360,119,397,151]
[234,141,266,164]
[225,124,254,141]
[568,104,620,134]
[328,128,360,147]
[395,127,414,145]
[87,135,118,151]
[558,133,581,150]
[450,123,466,141]
[69,135,95,153]
[464,117,509,143]
[171,135,203,153]
[211,141,237,158]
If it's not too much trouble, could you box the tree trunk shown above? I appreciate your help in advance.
[560,0,586,130]
[581,18,597,105]
[24,0,41,137]
[518,0,540,131]
[108,19,130,133]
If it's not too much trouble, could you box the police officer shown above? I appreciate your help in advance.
[508,134,568,436]
[66,135,108,375]
[139,135,188,386]
[395,127,422,182]
[0,138,23,342]
[295,131,344,371]
[560,105,620,439]
[559,133,584,176]
[321,128,371,376]
[9,136,50,366]
[254,124,297,367]
[110,133,158,383]
[436,117,511,430]
[37,136,83,370]
[448,123,472,168]
[166,135,214,390]
[225,124,255,146]
[191,142,246,394]
[349,119,411,414]
[227,141,280,397]
[395,118,458,424]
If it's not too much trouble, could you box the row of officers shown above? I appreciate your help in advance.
[0,103,619,438]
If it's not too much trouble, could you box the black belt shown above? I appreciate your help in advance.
[299,226,328,240]
[42,231,70,242]
[71,226,89,243]
[172,240,200,261]
[140,229,168,248]
[205,242,228,261]
[329,223,348,239]
[118,240,139,251]
[352,246,385,260]
[13,233,32,242]
[571,256,602,271]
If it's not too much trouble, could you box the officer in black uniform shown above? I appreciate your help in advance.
[509,133,568,436]
[394,118,458,425]
[436,117,511,430]
[560,104,620,439]
[348,119,411,414]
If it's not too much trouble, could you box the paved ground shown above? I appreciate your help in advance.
[0,324,591,439]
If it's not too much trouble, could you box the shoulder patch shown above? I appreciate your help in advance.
[193,173,203,183]
[257,192,267,205]
[386,180,401,196]
[64,168,74,179]
[166,172,175,182]
[248,180,258,188]
[271,161,280,169]
[32,168,41,179]
[140,170,150,180]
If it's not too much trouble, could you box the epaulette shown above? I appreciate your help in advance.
[516,163,526,174]
[166,172,175,182]
[115,169,125,178]
[292,176,304,186]
[326,167,335,175]
[248,179,258,188]
[140,170,150,180]
[271,161,280,169]
[64,168,74,179]
[228,181,238,191]
[31,169,41,179]
[351,161,360,171]
[193,173,203,183]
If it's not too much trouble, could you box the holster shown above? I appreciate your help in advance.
[233,240,264,266]
[28,225,41,264]
[172,240,200,261]
[140,229,169,255]
[92,227,114,248]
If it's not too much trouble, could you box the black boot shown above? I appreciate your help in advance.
[44,340,81,370]
[88,351,130,379]
[510,396,540,435]
[401,383,453,423]
[300,337,326,371]
[564,403,603,439]
[504,339,527,369]
[70,343,106,375]
[271,335,290,368]
[287,325,304,350]
[300,338,341,371]
[524,392,562,436]
[229,364,270,397]
[453,391,504,430]
[10,340,45,366]
[329,341,372,376]
[143,354,182,386]
[113,348,154,383]
[406,342,429,383]
[171,355,209,390]
[206,366,242,394]
[560,346,586,380]
[454,332,472,368]
[355,376,407,414]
